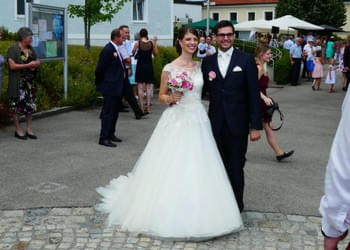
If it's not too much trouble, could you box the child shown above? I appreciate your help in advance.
[312,50,324,91]
[325,58,336,93]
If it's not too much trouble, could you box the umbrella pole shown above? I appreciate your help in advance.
[206,0,210,36]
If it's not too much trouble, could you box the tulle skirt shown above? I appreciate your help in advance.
[96,101,243,241]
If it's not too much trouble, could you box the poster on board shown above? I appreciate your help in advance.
[30,4,65,60]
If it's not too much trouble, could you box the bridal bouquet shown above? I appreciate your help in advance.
[167,72,194,92]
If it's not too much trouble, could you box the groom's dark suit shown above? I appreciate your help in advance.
[95,42,126,141]
[202,48,262,212]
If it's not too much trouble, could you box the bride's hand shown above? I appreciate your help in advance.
[170,92,183,104]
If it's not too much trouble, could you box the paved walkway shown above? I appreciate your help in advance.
[1,208,349,250]
[0,76,349,249]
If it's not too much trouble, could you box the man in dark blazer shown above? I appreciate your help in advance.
[202,21,262,212]
[343,36,350,91]
[95,28,125,147]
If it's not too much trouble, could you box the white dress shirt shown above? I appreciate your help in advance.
[319,89,350,237]
[218,47,234,78]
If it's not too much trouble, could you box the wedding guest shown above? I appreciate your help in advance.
[206,36,216,56]
[283,36,294,51]
[197,36,208,59]
[119,25,145,119]
[130,32,139,98]
[7,27,40,140]
[0,28,4,97]
[312,51,324,91]
[326,37,335,62]
[343,37,350,91]
[289,37,303,86]
[135,28,158,113]
[325,58,337,93]
[255,45,294,162]
[338,41,347,91]
[303,39,316,81]
[319,89,350,250]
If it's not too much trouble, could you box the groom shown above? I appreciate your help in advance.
[202,21,262,212]
[95,28,126,147]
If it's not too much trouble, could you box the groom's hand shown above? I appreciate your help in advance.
[249,129,261,142]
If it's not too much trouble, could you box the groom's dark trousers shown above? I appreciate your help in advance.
[202,49,262,212]
[95,42,125,140]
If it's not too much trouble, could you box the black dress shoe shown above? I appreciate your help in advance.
[26,132,38,140]
[110,135,122,142]
[99,139,117,147]
[15,132,27,140]
[276,150,295,162]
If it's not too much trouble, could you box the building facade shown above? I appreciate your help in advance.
[174,0,202,23]
[201,0,278,23]
[0,0,173,46]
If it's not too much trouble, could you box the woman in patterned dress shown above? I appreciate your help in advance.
[7,27,40,140]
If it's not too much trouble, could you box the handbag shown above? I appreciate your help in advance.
[266,98,284,131]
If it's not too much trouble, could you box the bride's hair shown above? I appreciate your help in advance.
[175,27,199,55]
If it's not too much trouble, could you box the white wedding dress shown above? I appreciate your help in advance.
[96,62,243,241]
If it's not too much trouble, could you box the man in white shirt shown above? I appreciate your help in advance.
[283,36,294,51]
[119,25,145,119]
[303,39,316,81]
[319,90,350,250]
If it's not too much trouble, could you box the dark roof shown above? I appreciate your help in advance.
[174,0,204,5]
[212,0,278,5]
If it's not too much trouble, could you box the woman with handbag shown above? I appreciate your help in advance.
[7,27,40,140]
[255,45,294,162]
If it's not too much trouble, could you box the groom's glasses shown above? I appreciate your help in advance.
[216,33,234,38]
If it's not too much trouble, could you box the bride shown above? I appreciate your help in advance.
[96,27,243,241]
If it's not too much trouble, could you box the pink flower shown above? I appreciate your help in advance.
[113,52,118,58]
[208,71,216,81]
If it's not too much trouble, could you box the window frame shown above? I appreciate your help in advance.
[229,12,237,22]
[132,0,148,23]
[264,11,273,21]
[248,11,255,21]
[15,0,25,19]
[212,12,219,21]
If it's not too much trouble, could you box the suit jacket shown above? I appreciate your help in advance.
[202,48,262,137]
[95,42,125,96]
[343,45,350,69]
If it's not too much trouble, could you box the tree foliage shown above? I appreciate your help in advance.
[276,0,346,29]
[68,0,130,49]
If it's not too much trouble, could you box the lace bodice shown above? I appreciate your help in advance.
[162,62,203,105]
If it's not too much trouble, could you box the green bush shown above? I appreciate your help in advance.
[0,41,178,122]
[153,46,178,87]
[234,40,291,85]
[274,48,291,85]
[0,27,18,41]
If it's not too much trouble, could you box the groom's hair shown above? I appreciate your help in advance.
[213,20,235,35]
[111,28,121,40]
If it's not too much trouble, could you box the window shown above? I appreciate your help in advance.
[213,13,219,21]
[230,12,237,21]
[248,12,255,21]
[133,0,146,21]
[17,0,25,16]
[265,11,273,21]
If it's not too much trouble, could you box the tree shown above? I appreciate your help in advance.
[276,0,346,29]
[68,0,130,50]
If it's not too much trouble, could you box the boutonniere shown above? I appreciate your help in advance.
[113,52,119,58]
[208,71,216,81]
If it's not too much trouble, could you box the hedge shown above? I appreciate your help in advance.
[0,39,290,123]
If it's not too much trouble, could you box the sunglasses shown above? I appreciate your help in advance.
[216,33,234,38]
